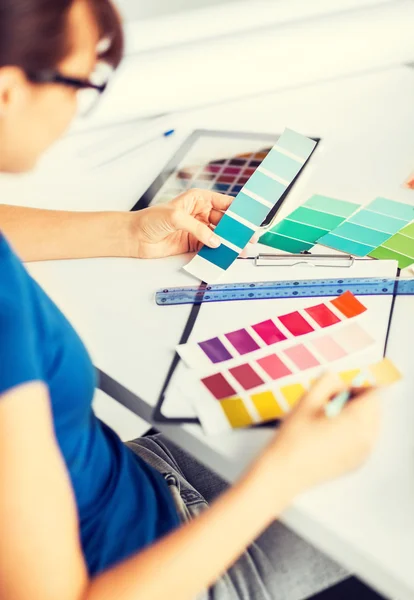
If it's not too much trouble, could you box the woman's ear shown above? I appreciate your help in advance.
[0,67,29,117]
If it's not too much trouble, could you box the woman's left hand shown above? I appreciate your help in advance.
[127,189,256,259]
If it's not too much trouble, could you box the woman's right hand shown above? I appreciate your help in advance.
[258,373,381,501]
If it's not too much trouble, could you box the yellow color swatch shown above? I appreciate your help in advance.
[220,397,253,429]
[369,358,402,386]
[280,383,306,408]
[251,391,286,421]
[339,369,361,385]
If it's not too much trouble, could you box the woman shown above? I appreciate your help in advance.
[0,1,380,599]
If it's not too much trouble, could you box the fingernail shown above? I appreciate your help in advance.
[209,234,221,248]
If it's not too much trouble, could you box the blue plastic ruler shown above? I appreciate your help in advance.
[156,277,414,305]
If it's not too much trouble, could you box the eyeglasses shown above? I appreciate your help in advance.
[26,68,110,116]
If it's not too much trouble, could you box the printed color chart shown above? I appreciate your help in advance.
[200,320,375,400]
[184,129,317,283]
[318,197,414,257]
[174,291,403,435]
[177,291,367,370]
[153,150,271,205]
[194,358,401,435]
[259,194,360,253]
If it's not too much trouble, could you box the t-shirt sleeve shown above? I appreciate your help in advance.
[0,296,43,396]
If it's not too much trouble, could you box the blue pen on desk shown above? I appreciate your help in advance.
[93,129,175,170]
[325,372,368,418]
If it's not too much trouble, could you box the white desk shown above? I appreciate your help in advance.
[6,66,414,600]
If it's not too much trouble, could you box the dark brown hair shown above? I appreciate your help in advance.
[0,0,124,72]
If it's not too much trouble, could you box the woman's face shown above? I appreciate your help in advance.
[0,0,100,173]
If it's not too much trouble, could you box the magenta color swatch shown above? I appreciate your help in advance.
[199,337,233,363]
[229,364,264,390]
[252,319,287,345]
[283,344,320,370]
[257,354,291,380]
[225,329,260,355]
[278,312,314,336]
[305,304,341,328]
[201,373,236,400]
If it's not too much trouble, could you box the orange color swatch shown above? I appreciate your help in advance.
[330,291,367,318]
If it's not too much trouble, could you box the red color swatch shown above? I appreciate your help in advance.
[330,291,367,318]
[278,312,314,336]
[201,373,236,400]
[229,364,264,390]
[305,304,341,328]
[252,320,287,345]
[257,354,291,380]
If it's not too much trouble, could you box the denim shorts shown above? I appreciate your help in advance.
[127,434,348,600]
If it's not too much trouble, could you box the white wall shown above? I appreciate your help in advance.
[115,0,241,21]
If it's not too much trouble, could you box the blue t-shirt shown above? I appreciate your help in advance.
[0,234,179,575]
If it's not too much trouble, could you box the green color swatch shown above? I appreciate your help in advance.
[369,221,414,269]
[259,232,313,253]
[259,194,360,253]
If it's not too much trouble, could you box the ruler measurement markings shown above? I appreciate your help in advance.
[156,277,414,305]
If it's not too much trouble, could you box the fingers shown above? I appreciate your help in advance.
[343,386,379,418]
[300,372,347,412]
[210,209,225,227]
[251,230,261,244]
[186,188,234,212]
[171,210,221,248]
[207,191,234,211]
[341,387,381,451]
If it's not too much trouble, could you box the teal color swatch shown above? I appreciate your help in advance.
[244,170,286,201]
[350,210,404,233]
[188,129,317,277]
[260,151,302,181]
[304,194,359,218]
[198,244,239,270]
[331,222,391,248]
[288,206,344,230]
[259,194,360,253]
[318,197,414,257]
[277,128,317,159]
[270,219,327,243]
[216,214,255,249]
[317,234,377,257]
[259,232,314,253]
[369,197,414,221]
[229,192,270,226]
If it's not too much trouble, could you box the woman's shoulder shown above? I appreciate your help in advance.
[0,233,32,313]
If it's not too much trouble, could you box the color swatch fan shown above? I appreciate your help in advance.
[259,195,414,270]
[318,197,414,265]
[184,128,317,283]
